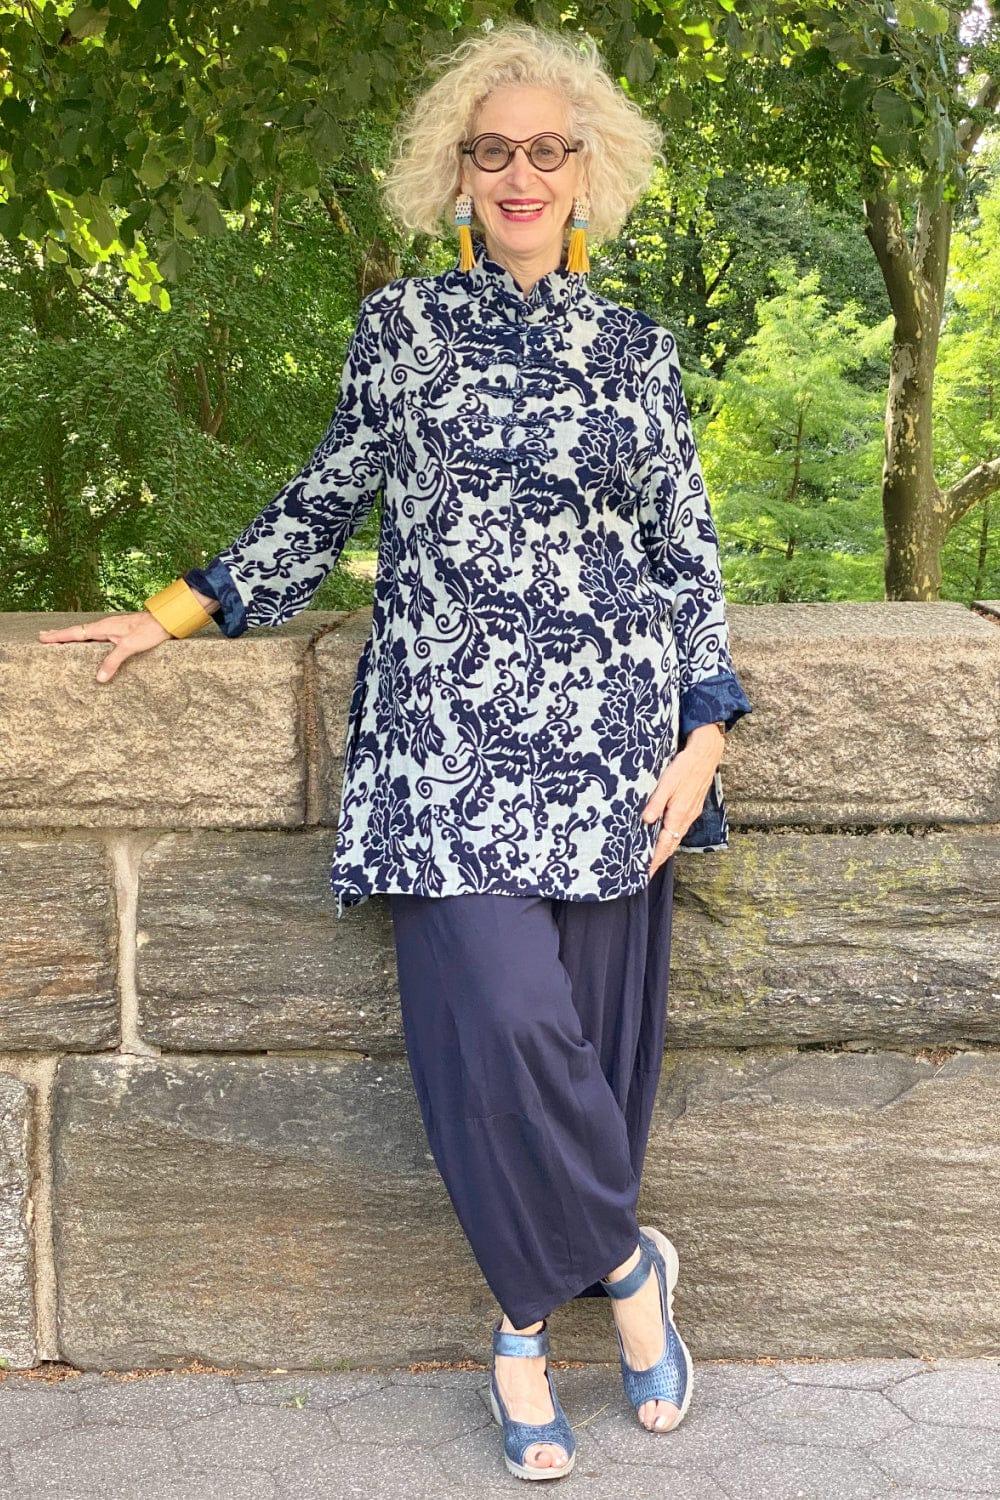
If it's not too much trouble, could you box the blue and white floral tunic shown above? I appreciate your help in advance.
[185,234,752,917]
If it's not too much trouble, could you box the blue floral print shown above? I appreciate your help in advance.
[184,233,752,916]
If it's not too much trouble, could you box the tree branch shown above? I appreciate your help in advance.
[319,191,351,234]
[78,280,129,325]
[738,536,792,556]
[940,455,1000,529]
[192,338,228,438]
[957,73,1000,156]
[705,246,736,304]
[864,190,920,337]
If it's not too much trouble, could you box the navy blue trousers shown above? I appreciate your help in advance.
[388,856,675,1328]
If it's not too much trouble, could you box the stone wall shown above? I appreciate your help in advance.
[1,601,998,1372]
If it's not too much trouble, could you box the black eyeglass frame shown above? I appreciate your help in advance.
[460,132,582,172]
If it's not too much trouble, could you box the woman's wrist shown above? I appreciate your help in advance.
[686,720,726,744]
[684,720,726,764]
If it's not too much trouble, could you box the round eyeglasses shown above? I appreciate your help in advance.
[461,132,581,173]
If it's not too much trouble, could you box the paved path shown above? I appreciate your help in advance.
[0,1356,997,1498]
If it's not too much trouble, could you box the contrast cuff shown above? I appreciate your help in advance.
[679,671,753,741]
[680,767,728,851]
[182,559,249,639]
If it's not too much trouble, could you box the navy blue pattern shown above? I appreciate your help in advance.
[184,234,752,916]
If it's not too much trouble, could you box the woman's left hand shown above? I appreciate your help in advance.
[642,724,726,879]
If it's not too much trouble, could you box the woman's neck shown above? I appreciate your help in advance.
[482,234,565,297]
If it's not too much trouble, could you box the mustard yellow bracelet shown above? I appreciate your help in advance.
[144,578,214,638]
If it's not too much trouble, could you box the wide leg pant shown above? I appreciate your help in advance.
[388,856,675,1328]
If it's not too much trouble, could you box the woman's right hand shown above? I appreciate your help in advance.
[38,611,175,684]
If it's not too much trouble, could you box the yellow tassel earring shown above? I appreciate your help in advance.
[455,192,475,271]
[565,195,590,275]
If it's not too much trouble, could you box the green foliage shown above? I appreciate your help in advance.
[0,174,389,613]
[4,1,964,292]
[694,260,890,602]
[3,3,1000,614]
[934,145,1000,601]
[657,0,981,220]
[1,0,524,287]
[594,168,890,369]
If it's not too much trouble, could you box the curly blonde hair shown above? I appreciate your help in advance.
[381,21,665,247]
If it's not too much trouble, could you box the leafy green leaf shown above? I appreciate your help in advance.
[137,151,169,190]
[66,5,110,39]
[896,0,949,36]
[157,238,192,281]
[189,188,228,236]
[624,38,657,86]
[873,90,911,128]
[219,159,254,211]
[78,191,118,249]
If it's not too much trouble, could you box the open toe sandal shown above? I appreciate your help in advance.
[488,1317,577,1481]
[601,1225,693,1431]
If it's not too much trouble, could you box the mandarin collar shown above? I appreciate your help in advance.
[461,231,587,321]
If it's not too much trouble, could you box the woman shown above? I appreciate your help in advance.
[39,21,752,1484]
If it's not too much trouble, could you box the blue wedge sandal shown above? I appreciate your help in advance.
[488,1317,577,1482]
[601,1225,693,1430]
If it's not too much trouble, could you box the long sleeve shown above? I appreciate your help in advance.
[635,330,752,742]
[184,292,389,637]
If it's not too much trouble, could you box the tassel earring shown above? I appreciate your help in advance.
[455,192,475,271]
[565,195,590,274]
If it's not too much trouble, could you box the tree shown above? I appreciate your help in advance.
[598,169,890,377]
[697,260,888,601]
[7,0,1000,602]
[0,0,473,299]
[0,1,852,296]
[0,190,385,611]
[656,1,1000,598]
[858,5,1000,599]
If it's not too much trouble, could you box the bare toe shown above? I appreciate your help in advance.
[652,1398,680,1430]
[527,1443,567,1468]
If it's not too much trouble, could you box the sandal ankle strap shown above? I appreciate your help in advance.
[492,1317,550,1358]
[601,1239,653,1300]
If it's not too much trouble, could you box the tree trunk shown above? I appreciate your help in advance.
[882,321,948,599]
[859,36,1000,601]
[44,465,103,610]
[864,188,952,599]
